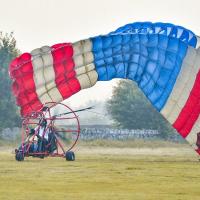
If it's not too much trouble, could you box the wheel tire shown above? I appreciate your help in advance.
[65,151,75,161]
[15,151,24,161]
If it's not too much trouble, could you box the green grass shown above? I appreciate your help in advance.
[0,145,200,200]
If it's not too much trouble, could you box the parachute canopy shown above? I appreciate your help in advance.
[9,22,200,154]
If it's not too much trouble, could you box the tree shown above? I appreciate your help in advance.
[106,80,176,138]
[0,32,21,131]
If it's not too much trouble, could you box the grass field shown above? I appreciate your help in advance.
[0,143,200,200]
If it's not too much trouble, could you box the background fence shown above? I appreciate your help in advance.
[80,128,160,140]
[0,126,183,142]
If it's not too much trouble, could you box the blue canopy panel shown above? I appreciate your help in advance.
[91,22,197,111]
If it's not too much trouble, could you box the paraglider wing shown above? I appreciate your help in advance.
[9,22,200,154]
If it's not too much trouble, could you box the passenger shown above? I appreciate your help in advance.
[36,119,49,156]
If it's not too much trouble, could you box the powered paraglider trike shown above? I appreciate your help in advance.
[15,102,80,161]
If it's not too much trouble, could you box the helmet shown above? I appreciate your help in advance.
[30,128,35,135]
[41,119,47,127]
[42,106,49,112]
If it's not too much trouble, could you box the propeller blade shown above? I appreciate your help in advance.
[52,106,94,118]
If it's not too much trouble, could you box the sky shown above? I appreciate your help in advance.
[1,0,200,107]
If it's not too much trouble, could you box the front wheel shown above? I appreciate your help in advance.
[65,151,75,161]
[15,150,24,161]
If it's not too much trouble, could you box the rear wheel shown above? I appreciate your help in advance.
[15,151,24,161]
[65,151,75,161]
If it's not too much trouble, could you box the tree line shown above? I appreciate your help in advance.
[0,33,20,134]
[106,80,177,138]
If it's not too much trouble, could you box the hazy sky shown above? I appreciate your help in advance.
[2,0,200,107]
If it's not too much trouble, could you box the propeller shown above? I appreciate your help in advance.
[52,106,94,118]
